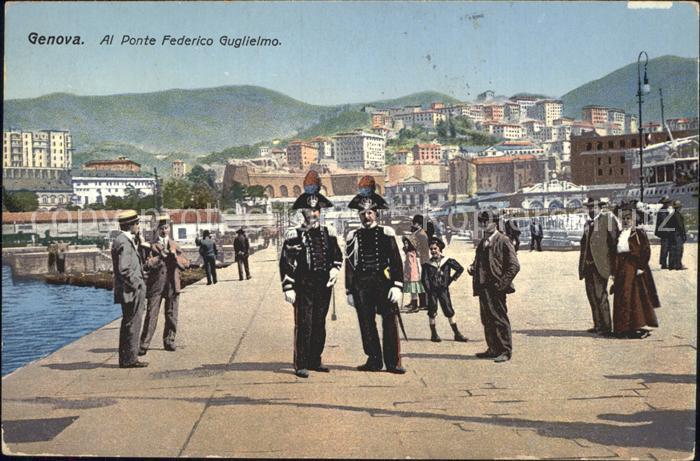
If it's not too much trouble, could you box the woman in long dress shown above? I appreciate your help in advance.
[612,204,660,339]
[402,236,425,313]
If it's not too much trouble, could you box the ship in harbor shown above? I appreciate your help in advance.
[614,134,698,209]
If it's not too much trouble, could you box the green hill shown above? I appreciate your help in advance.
[561,55,698,122]
[3,87,459,157]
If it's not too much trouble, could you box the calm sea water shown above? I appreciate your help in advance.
[1,264,120,376]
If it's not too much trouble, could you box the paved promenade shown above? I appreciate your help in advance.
[2,241,696,458]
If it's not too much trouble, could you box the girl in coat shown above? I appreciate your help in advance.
[611,203,660,339]
[402,236,425,313]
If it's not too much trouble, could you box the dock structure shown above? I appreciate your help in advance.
[2,242,696,458]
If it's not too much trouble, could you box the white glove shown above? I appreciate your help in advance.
[346,294,355,307]
[327,267,339,287]
[636,269,644,276]
[284,290,296,305]
[387,287,402,305]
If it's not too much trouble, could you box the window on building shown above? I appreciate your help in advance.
[609,168,612,175]
[631,138,637,147]
[620,140,626,148]
[598,169,603,176]
[178,228,186,239]
[597,157,601,165]
[586,142,592,150]
[620,168,624,175]
[597,142,603,150]
[608,141,614,148]
[620,155,625,164]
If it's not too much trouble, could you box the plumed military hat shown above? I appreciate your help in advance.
[118,210,139,226]
[348,175,388,211]
[292,170,333,210]
[429,236,446,251]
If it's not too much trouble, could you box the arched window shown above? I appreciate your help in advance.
[292,185,302,196]
[280,185,289,197]
[264,185,275,198]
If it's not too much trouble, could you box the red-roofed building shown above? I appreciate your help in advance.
[666,118,698,131]
[83,157,141,172]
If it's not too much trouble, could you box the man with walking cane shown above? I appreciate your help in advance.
[345,176,407,374]
[279,171,343,378]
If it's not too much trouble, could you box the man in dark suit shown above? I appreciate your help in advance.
[111,210,148,368]
[196,230,218,284]
[529,218,543,251]
[468,210,520,363]
[234,228,251,280]
[140,214,189,355]
[346,176,406,374]
[654,196,673,269]
[279,171,343,378]
[578,197,619,336]
[668,200,687,270]
[421,237,468,343]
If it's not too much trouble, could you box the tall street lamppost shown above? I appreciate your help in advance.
[637,51,651,202]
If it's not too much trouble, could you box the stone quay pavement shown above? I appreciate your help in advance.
[2,241,696,458]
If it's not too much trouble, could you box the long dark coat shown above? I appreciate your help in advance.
[611,227,660,333]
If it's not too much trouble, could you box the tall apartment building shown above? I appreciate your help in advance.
[310,137,334,159]
[624,114,638,134]
[471,155,546,193]
[534,100,563,126]
[608,108,626,127]
[286,141,319,170]
[582,105,609,126]
[492,123,525,140]
[333,131,386,170]
[3,129,73,169]
[510,96,538,121]
[172,160,187,178]
[503,102,521,122]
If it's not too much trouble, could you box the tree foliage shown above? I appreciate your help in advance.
[3,188,39,212]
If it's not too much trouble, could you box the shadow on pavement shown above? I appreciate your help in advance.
[42,361,119,370]
[403,352,480,361]
[194,395,695,453]
[514,329,601,338]
[87,348,118,354]
[604,373,696,385]
[3,416,79,443]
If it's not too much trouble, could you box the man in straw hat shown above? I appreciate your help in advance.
[279,170,343,378]
[654,195,673,269]
[468,209,520,363]
[139,214,189,356]
[346,176,406,374]
[578,197,619,337]
[111,210,148,368]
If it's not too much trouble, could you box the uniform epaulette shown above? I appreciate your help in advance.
[284,228,298,240]
[381,226,396,237]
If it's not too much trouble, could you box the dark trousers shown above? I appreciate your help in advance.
[427,288,455,319]
[584,267,612,333]
[237,256,250,280]
[204,256,217,283]
[669,234,685,269]
[56,257,66,273]
[352,275,401,369]
[293,274,332,370]
[418,292,428,308]
[659,237,671,267]
[478,286,512,357]
[119,288,146,366]
[140,292,179,351]
[530,236,542,251]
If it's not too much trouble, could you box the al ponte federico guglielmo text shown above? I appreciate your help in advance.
[27,32,282,48]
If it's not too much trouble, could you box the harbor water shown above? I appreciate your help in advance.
[1,264,120,376]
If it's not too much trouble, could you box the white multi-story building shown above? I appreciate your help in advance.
[3,129,73,169]
[392,110,446,129]
[332,130,386,170]
[492,123,525,140]
[440,145,460,164]
[71,169,157,206]
[544,124,573,142]
[510,96,538,121]
[534,100,563,126]
[258,145,271,157]
[504,102,521,123]
[608,108,626,127]
[625,114,638,134]
[310,137,334,159]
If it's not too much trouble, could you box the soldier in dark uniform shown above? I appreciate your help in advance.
[345,176,406,374]
[279,171,343,378]
[421,237,468,343]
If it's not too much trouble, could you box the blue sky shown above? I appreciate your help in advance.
[4,1,699,105]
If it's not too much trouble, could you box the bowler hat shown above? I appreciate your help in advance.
[659,195,672,204]
[118,210,139,226]
[477,210,500,223]
[583,197,608,207]
[429,237,445,251]
[236,228,245,234]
